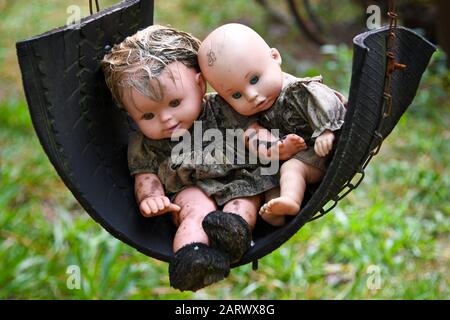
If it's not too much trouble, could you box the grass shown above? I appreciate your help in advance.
[0,0,449,299]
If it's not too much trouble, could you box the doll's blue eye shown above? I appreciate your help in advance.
[142,113,154,120]
[232,92,242,99]
[250,76,259,85]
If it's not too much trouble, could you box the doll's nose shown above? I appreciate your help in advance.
[245,88,258,102]
[159,110,173,122]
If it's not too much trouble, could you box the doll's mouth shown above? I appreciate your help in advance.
[256,98,269,110]
[165,123,180,132]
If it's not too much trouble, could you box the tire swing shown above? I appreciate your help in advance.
[16,0,436,269]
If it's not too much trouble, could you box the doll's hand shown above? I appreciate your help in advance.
[139,196,181,217]
[314,130,335,157]
[267,134,306,160]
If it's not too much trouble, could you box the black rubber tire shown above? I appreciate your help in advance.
[16,0,436,268]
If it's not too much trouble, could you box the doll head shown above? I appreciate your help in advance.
[199,23,283,116]
[102,25,206,139]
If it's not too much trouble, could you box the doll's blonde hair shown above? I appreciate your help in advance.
[101,24,201,108]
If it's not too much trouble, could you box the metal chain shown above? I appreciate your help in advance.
[89,0,100,15]
[310,0,406,221]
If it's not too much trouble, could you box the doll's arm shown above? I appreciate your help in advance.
[314,129,335,157]
[244,122,306,161]
[134,173,180,217]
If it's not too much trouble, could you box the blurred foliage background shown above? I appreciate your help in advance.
[0,0,448,299]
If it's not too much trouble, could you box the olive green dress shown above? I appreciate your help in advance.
[128,93,278,206]
[257,75,346,171]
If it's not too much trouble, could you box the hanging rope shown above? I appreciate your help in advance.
[310,0,407,221]
[89,0,100,15]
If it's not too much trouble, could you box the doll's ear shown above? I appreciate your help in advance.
[270,48,282,65]
[195,72,207,95]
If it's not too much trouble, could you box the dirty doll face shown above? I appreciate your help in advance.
[122,61,205,140]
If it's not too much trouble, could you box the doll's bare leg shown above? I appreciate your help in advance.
[222,194,261,230]
[260,159,323,222]
[171,186,217,252]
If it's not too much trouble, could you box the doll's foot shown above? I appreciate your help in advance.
[169,242,230,292]
[269,134,306,160]
[202,211,251,264]
[259,196,300,216]
[258,211,286,227]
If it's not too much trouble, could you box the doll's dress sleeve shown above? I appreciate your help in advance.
[281,76,346,139]
[127,131,164,176]
[128,130,190,196]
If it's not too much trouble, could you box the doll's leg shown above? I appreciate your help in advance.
[171,186,217,252]
[202,195,262,263]
[261,187,286,226]
[169,187,230,292]
[222,194,261,230]
[260,158,323,223]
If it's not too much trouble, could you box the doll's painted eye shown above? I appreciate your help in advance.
[250,76,259,85]
[232,92,242,99]
[169,99,181,108]
[142,113,154,120]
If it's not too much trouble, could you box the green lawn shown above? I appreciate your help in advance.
[0,0,448,299]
